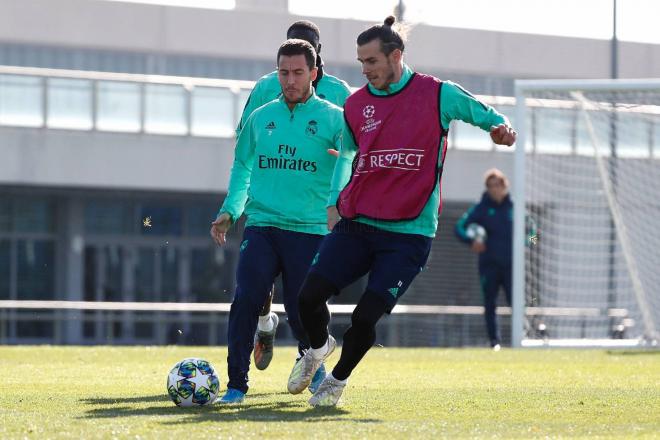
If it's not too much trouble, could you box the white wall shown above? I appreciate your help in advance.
[0,126,233,193]
[0,125,512,199]
[1,0,658,79]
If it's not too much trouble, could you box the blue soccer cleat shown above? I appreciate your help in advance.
[308,362,326,394]
[216,388,245,404]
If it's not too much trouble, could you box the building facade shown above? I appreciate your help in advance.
[1,0,658,345]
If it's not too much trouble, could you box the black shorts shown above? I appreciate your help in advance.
[308,219,433,312]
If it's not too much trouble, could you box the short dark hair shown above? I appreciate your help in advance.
[357,15,405,55]
[277,39,317,70]
[287,20,320,48]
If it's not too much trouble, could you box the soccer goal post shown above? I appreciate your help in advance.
[512,79,660,348]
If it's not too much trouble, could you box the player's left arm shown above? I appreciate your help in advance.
[441,81,516,146]
[327,120,357,205]
[326,118,357,229]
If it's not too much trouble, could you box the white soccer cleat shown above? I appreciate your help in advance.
[308,375,346,407]
[287,335,336,394]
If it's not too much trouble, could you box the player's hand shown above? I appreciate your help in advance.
[327,148,339,158]
[327,206,340,231]
[210,213,232,246]
[490,124,517,146]
[471,240,486,253]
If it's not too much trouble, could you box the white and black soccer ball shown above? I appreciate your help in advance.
[465,223,487,243]
[167,358,220,407]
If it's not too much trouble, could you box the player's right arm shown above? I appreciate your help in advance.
[455,204,480,243]
[326,118,357,230]
[211,112,257,245]
[455,203,487,253]
[441,81,515,146]
[455,203,486,253]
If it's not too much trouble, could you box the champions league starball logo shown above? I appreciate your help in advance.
[362,105,375,119]
[357,157,366,172]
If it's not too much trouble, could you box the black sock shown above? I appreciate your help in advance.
[332,290,388,381]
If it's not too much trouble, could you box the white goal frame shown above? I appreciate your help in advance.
[512,78,660,348]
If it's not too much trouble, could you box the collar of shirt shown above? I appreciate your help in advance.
[278,87,319,111]
[367,63,413,96]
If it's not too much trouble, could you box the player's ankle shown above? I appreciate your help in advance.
[310,339,329,360]
[257,312,275,332]
[328,373,347,385]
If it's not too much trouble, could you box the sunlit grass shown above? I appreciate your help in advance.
[0,346,658,439]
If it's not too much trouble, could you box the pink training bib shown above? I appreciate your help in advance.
[338,73,448,221]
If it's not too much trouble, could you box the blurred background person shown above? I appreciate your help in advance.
[455,169,514,350]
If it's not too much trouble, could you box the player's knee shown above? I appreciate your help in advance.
[230,290,261,314]
[298,272,338,313]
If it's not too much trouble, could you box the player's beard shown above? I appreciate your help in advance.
[375,61,397,90]
[284,83,312,106]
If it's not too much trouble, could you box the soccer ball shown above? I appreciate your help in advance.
[465,223,487,243]
[167,358,220,407]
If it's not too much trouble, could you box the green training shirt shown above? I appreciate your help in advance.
[219,91,344,235]
[329,64,510,238]
[236,71,351,136]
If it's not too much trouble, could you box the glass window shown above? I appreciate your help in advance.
[141,205,182,236]
[135,248,155,302]
[17,239,55,300]
[495,104,516,153]
[615,113,651,158]
[13,199,56,233]
[453,121,493,151]
[144,84,187,135]
[654,122,660,159]
[84,200,134,235]
[191,247,226,302]
[0,197,10,232]
[191,86,234,137]
[102,245,123,301]
[47,78,93,130]
[576,110,613,157]
[97,81,141,132]
[83,246,97,301]
[534,107,573,154]
[160,246,179,302]
[0,240,10,299]
[83,311,95,339]
[0,74,43,127]
[134,313,154,339]
[237,89,251,127]
[17,314,53,338]
[186,203,218,236]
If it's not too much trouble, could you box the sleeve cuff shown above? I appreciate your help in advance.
[326,191,341,208]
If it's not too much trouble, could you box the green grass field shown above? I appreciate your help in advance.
[0,346,658,439]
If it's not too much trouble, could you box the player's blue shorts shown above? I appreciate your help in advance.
[227,225,323,393]
[307,219,433,312]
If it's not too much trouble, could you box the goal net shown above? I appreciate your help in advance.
[513,79,660,347]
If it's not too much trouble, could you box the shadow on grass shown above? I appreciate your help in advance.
[606,349,660,356]
[81,392,284,406]
[80,392,382,424]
